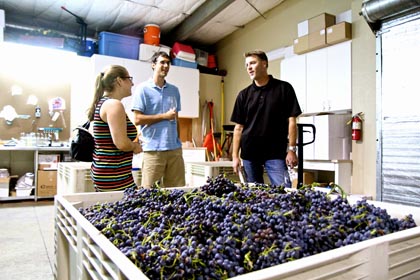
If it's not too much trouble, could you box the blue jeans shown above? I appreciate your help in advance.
[242,159,290,187]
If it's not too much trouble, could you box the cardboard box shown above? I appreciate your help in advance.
[303,172,315,185]
[0,176,9,185]
[308,29,327,51]
[291,172,314,188]
[37,170,57,197]
[309,13,336,33]
[327,22,352,45]
[293,35,309,54]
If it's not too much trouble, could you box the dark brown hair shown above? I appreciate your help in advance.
[151,51,171,64]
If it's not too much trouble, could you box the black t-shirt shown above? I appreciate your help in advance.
[230,76,302,160]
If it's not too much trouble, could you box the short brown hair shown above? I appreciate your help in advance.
[151,51,171,64]
[244,50,268,67]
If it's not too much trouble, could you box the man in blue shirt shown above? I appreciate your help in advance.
[132,51,185,187]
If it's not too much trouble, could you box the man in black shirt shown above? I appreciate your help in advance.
[231,50,302,186]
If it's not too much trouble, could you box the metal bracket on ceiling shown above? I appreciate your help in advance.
[245,0,267,20]
[61,6,87,55]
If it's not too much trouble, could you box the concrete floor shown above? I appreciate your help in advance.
[0,200,55,280]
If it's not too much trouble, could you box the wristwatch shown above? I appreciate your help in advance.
[288,146,297,152]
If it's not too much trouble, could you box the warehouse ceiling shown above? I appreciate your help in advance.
[0,0,286,48]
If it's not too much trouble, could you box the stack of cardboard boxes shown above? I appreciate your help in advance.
[37,154,60,197]
[294,11,352,55]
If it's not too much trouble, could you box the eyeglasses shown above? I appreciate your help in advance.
[122,76,133,82]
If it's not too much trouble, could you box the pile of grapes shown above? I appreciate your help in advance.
[79,175,416,279]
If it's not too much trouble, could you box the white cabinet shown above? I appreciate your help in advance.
[298,114,351,160]
[90,54,199,118]
[92,55,153,122]
[280,55,307,113]
[282,41,352,114]
[91,54,152,83]
[306,48,328,113]
[327,41,351,112]
[307,41,351,113]
[71,55,199,130]
[165,65,199,118]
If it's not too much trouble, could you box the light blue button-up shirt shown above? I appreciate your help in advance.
[132,79,182,151]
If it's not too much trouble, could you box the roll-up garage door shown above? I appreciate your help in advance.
[361,0,420,33]
[361,0,420,206]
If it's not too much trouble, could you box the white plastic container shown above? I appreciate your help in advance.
[54,191,420,280]
[57,162,95,195]
[15,187,34,197]
[0,175,10,197]
[138,43,171,61]
[132,168,142,186]
[185,161,239,187]
[0,168,9,178]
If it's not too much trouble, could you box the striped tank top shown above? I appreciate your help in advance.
[91,97,137,191]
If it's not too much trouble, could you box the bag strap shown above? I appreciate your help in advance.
[73,120,91,132]
[82,120,90,129]
[75,126,92,135]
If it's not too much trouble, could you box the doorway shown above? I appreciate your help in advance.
[377,15,420,206]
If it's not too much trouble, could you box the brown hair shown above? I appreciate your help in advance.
[87,65,128,120]
[151,51,171,64]
[244,50,268,68]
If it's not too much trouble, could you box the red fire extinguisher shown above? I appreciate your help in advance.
[351,113,363,141]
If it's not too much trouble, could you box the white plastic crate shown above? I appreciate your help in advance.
[57,162,95,195]
[132,168,142,186]
[55,191,420,280]
[15,187,34,197]
[57,162,143,193]
[185,161,239,187]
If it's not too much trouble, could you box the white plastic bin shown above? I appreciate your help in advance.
[185,161,239,187]
[57,162,95,195]
[54,191,420,280]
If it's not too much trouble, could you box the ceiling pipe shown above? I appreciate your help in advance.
[360,0,420,33]
[167,0,235,46]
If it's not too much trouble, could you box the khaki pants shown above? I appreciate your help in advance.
[141,148,185,187]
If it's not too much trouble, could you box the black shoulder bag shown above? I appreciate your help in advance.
[70,120,94,162]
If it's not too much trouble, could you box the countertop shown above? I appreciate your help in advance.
[0,145,70,151]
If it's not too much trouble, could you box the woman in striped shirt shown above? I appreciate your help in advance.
[87,65,142,191]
